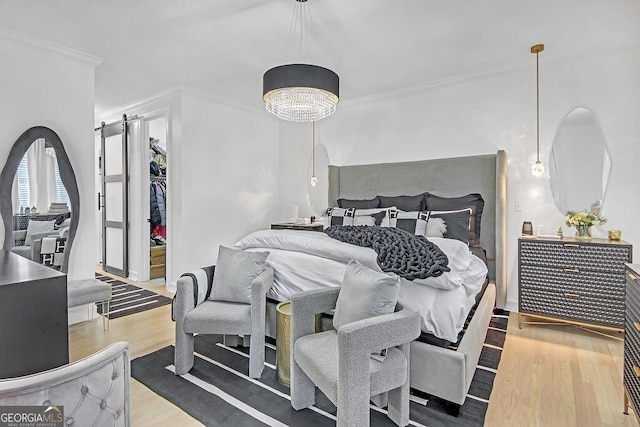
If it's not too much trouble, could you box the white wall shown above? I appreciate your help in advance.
[0,33,99,281]
[278,47,640,311]
[177,92,280,281]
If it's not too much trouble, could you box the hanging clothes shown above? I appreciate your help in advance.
[154,181,166,226]
[150,183,161,229]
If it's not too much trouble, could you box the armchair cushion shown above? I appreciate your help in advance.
[294,330,407,404]
[333,260,401,330]
[184,300,251,334]
[210,246,269,304]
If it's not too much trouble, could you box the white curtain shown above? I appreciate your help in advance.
[11,175,19,214]
[26,139,56,213]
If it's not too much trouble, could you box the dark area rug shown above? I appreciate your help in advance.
[131,310,509,426]
[95,272,172,319]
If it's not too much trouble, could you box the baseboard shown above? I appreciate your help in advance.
[68,303,98,325]
[166,281,176,293]
[505,299,518,313]
[128,270,139,282]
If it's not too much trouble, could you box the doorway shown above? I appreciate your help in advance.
[147,116,167,283]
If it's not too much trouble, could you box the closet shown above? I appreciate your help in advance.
[148,118,167,280]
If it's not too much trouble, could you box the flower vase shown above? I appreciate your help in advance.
[574,225,592,240]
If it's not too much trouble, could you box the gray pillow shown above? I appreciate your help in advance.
[333,260,401,330]
[210,246,269,304]
[337,197,380,209]
[377,193,427,211]
[425,193,484,245]
[429,209,473,244]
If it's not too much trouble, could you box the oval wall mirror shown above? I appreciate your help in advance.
[0,127,80,273]
[549,107,611,214]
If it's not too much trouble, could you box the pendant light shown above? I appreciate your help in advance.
[310,121,318,186]
[531,43,545,177]
[263,0,339,122]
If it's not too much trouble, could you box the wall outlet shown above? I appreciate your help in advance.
[515,200,524,212]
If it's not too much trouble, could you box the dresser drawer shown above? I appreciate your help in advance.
[520,287,624,327]
[520,241,631,273]
[520,264,624,300]
[624,359,640,414]
[625,319,640,364]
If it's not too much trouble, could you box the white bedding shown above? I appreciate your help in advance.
[235,229,488,342]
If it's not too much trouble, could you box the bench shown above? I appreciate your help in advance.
[68,279,112,330]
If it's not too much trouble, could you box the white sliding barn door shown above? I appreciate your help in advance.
[99,116,129,277]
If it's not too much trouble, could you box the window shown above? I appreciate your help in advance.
[53,160,69,206]
[16,154,29,210]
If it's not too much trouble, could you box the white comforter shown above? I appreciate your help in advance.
[235,229,488,342]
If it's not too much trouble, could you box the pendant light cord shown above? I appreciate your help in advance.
[312,121,316,177]
[536,50,540,163]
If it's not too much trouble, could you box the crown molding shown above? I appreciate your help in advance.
[96,87,182,123]
[341,38,640,108]
[0,26,102,68]
[178,85,265,116]
[96,85,269,124]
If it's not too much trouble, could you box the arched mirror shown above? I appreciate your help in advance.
[549,107,611,214]
[0,127,80,273]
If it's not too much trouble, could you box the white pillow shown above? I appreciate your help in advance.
[387,209,430,235]
[333,260,401,330]
[326,207,356,226]
[358,207,395,227]
[425,217,447,238]
[25,220,56,246]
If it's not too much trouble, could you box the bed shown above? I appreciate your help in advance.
[238,151,508,412]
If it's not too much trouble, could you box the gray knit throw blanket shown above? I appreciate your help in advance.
[324,225,450,280]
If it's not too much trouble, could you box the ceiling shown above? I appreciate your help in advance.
[1,0,638,114]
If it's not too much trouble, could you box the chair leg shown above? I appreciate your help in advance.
[223,335,240,347]
[337,387,370,427]
[388,344,411,426]
[387,382,410,426]
[290,352,316,410]
[101,300,110,331]
[175,331,195,375]
[371,392,388,409]
[248,334,264,379]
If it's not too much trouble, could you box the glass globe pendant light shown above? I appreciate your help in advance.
[531,44,545,177]
[263,0,339,122]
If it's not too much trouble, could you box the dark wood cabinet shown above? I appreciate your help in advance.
[0,250,68,378]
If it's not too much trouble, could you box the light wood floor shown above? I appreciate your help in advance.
[70,272,639,426]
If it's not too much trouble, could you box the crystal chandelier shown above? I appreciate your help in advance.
[262,0,339,122]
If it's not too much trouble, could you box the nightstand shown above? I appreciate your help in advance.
[518,237,632,335]
[271,223,324,232]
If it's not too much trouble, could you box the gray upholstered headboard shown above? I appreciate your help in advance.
[328,151,508,309]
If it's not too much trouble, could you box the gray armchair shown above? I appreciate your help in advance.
[174,265,274,378]
[290,288,421,427]
[0,342,130,427]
